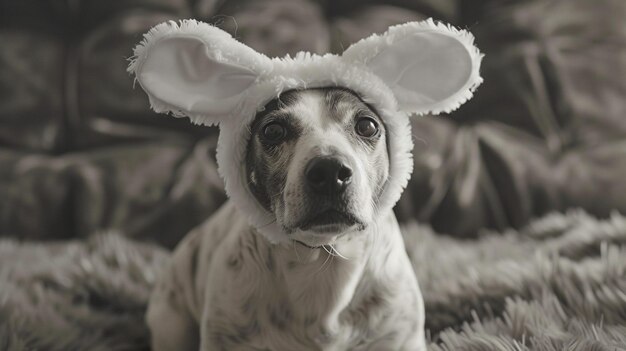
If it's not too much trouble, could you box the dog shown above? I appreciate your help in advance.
[146,87,426,350]
[130,18,482,351]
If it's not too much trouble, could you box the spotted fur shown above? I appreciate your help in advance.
[146,88,426,350]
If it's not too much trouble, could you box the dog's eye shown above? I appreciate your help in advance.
[355,117,379,138]
[262,122,287,143]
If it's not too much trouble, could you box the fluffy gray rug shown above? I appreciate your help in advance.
[1,210,626,350]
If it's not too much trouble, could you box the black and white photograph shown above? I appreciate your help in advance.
[1,0,625,350]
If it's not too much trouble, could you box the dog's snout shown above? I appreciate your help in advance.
[305,157,353,193]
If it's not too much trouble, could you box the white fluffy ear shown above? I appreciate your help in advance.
[128,20,272,125]
[342,19,483,115]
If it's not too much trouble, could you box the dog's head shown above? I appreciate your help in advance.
[129,19,482,244]
[247,88,389,246]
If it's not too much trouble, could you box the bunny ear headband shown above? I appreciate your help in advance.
[128,19,483,243]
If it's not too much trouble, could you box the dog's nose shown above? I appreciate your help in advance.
[305,157,353,193]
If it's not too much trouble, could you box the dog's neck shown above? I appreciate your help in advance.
[272,230,372,325]
[248,210,408,344]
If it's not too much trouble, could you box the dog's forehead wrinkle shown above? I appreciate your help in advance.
[326,88,374,116]
[250,90,302,130]
[276,89,302,108]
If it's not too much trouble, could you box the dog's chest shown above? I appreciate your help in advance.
[206,308,358,351]
[203,240,389,350]
[205,286,378,351]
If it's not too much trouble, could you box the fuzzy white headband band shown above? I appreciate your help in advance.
[128,19,483,243]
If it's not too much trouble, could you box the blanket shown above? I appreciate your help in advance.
[1,210,625,350]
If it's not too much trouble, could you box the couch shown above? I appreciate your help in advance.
[1,0,625,248]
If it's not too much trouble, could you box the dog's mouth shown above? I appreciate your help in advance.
[296,209,363,234]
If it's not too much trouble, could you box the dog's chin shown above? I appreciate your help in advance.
[287,210,365,247]
[291,230,346,248]
[300,209,359,230]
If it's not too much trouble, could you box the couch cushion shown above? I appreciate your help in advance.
[0,136,225,248]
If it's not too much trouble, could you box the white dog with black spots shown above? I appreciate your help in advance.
[129,19,482,351]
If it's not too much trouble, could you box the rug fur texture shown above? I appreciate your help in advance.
[1,210,625,351]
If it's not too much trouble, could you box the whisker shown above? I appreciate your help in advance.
[322,254,335,274]
[330,244,349,260]
[322,245,333,256]
[314,249,332,275]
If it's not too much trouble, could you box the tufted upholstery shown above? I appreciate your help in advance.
[1,0,625,247]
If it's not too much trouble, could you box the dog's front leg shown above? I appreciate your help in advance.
[146,283,200,351]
